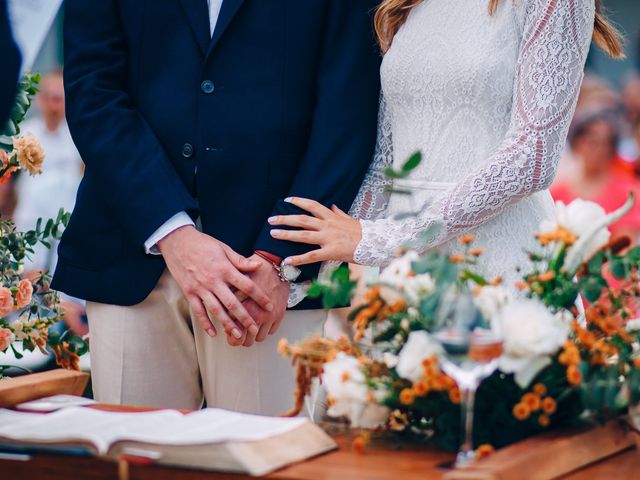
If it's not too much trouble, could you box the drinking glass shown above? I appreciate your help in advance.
[433,294,503,467]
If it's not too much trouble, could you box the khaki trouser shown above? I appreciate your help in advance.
[86,270,326,416]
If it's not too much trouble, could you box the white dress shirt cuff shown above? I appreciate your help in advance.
[144,211,195,255]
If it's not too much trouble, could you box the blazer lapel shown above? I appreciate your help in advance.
[178,0,211,56]
[207,0,245,56]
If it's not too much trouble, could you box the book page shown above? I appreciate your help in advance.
[0,408,184,454]
[0,407,308,451]
[119,409,307,446]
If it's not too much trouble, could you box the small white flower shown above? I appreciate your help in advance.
[495,298,569,387]
[396,331,443,383]
[400,318,410,331]
[378,251,435,306]
[626,318,640,332]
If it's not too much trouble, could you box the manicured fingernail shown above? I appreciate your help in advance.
[268,216,278,224]
[232,328,242,339]
[283,258,292,265]
[207,329,216,337]
[284,197,293,203]
[266,303,274,312]
[249,325,259,336]
[270,229,282,237]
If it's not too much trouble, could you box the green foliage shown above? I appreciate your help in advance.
[307,266,357,309]
[385,151,421,180]
[0,73,41,151]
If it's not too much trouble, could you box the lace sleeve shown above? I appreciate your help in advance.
[349,93,394,221]
[354,0,595,267]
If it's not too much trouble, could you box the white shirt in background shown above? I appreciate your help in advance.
[14,117,83,272]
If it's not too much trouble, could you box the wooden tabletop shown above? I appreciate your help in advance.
[1,404,638,480]
[1,430,638,480]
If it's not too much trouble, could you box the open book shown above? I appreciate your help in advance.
[0,407,337,476]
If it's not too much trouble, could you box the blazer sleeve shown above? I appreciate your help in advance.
[252,0,382,281]
[64,0,197,247]
[0,0,21,128]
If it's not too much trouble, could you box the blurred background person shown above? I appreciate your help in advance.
[13,70,86,336]
[621,76,640,161]
[551,109,640,242]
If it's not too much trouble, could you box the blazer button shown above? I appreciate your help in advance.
[181,143,194,158]
[201,80,215,94]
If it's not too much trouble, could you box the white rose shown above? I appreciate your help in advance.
[542,199,610,260]
[396,331,443,383]
[322,353,389,429]
[378,251,435,306]
[495,298,569,387]
[473,286,513,324]
[323,353,368,403]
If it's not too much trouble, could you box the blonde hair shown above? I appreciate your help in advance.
[375,0,624,58]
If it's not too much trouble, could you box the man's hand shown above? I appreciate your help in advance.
[227,254,289,348]
[158,226,274,339]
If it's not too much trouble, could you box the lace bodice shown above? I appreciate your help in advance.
[351,0,595,275]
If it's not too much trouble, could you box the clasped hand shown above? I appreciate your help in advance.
[158,226,287,346]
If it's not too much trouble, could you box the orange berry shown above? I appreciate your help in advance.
[522,393,541,411]
[513,402,531,421]
[449,388,462,405]
[352,436,367,454]
[400,388,415,406]
[476,444,495,460]
[459,234,476,245]
[542,397,557,415]
[539,271,556,282]
[538,415,551,428]
[567,365,582,386]
[449,254,465,264]
[533,383,547,396]
[413,381,429,397]
[634,357,640,369]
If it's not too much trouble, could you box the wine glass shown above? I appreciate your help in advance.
[433,293,503,468]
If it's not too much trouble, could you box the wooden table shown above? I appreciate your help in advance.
[1,405,638,480]
[1,432,638,479]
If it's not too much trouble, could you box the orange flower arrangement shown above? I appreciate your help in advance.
[513,403,531,421]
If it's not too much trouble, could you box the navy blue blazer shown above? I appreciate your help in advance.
[0,0,21,127]
[53,0,382,307]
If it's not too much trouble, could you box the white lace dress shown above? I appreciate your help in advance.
[350,0,595,284]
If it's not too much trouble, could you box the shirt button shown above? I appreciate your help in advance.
[201,80,215,94]
[181,143,194,158]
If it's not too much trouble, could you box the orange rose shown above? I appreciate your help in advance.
[0,287,14,317]
[0,327,15,351]
[15,279,33,309]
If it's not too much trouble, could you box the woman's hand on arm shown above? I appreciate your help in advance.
[268,198,362,266]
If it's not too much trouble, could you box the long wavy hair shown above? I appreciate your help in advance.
[374,0,624,58]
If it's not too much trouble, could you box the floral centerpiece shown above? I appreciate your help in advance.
[279,156,640,456]
[0,74,87,378]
